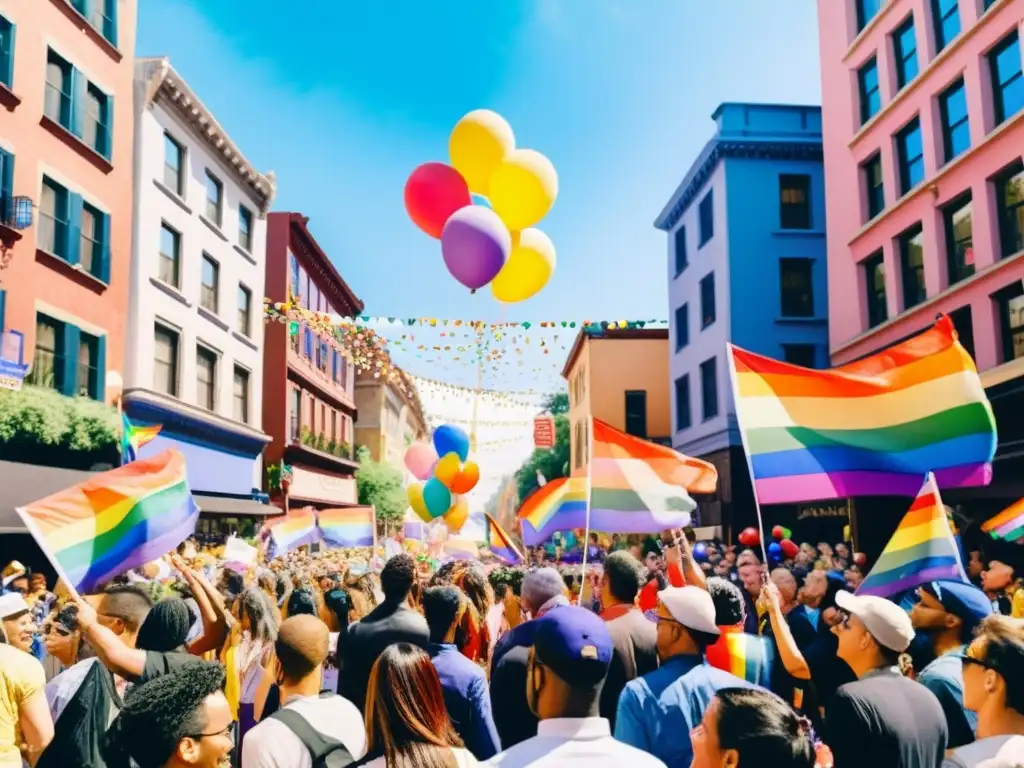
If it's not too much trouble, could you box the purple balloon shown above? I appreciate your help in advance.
[440,205,511,290]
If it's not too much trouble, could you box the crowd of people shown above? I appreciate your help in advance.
[0,527,1022,767]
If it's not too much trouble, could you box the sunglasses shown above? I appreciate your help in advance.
[960,655,993,672]
[43,623,72,637]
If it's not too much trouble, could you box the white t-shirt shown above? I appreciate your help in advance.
[485,718,667,767]
[943,735,1024,767]
[241,693,366,768]
[362,747,478,768]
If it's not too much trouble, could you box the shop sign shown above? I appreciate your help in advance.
[0,331,28,391]
[533,416,554,448]
[797,500,850,521]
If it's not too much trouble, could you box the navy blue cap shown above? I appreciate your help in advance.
[533,605,613,686]
[923,580,992,636]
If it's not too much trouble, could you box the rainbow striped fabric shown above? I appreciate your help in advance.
[982,498,1024,544]
[728,316,997,504]
[318,506,375,548]
[487,513,524,564]
[705,625,774,688]
[265,507,320,555]
[16,449,198,594]
[519,476,587,545]
[857,473,968,598]
[120,413,162,464]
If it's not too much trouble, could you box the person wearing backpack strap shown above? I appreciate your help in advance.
[242,616,366,768]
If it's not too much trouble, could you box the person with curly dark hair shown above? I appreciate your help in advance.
[102,661,234,768]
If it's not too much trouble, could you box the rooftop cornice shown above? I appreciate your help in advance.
[137,57,277,215]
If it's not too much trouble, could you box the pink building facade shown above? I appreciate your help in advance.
[818,0,1024,507]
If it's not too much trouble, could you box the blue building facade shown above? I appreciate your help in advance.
[654,103,828,532]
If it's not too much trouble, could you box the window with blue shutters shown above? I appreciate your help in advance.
[84,84,112,159]
[38,175,110,280]
[39,177,70,259]
[303,327,312,358]
[71,0,118,47]
[0,15,14,89]
[43,48,114,159]
[931,0,960,52]
[0,290,6,335]
[893,17,919,90]
[0,149,13,226]
[939,78,970,163]
[44,50,73,130]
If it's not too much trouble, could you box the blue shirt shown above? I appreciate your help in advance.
[918,646,976,749]
[428,643,501,760]
[615,654,756,768]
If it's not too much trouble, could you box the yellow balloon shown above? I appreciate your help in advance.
[487,149,558,231]
[433,452,462,490]
[448,110,516,196]
[445,496,470,534]
[491,228,556,303]
[407,484,432,523]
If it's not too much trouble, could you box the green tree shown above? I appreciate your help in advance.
[514,413,570,503]
[542,392,569,415]
[354,446,407,526]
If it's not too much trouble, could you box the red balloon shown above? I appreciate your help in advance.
[404,163,472,239]
[771,525,785,541]
[738,527,760,547]
[853,552,867,566]
[780,539,800,559]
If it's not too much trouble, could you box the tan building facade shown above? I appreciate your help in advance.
[354,368,427,475]
[562,328,671,477]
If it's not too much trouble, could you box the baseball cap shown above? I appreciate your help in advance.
[1,561,26,588]
[659,586,720,636]
[533,605,613,686]
[0,592,30,620]
[921,581,992,636]
[836,590,914,652]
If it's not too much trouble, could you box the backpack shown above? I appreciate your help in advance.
[269,705,356,768]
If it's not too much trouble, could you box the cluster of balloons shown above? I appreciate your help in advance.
[404,424,480,534]
[404,109,558,303]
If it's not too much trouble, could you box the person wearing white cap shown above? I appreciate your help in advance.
[823,590,948,768]
[0,594,53,766]
[0,592,36,654]
[614,586,757,767]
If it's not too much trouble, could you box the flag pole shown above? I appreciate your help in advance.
[579,414,594,600]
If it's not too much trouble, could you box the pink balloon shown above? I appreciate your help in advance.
[404,442,438,481]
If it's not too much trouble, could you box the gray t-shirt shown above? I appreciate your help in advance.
[943,735,1024,767]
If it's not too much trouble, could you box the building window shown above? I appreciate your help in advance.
[780,258,815,317]
[983,0,998,11]
[205,171,223,226]
[233,366,249,423]
[154,324,179,397]
[71,0,117,45]
[931,0,960,52]
[30,315,62,392]
[995,163,1024,258]
[698,190,714,247]
[38,178,69,258]
[995,281,1024,362]
[939,78,970,163]
[77,333,99,399]
[44,50,72,129]
[290,387,301,442]
[0,149,12,224]
[159,223,181,287]
[864,251,888,328]
[200,254,219,313]
[779,174,811,230]
[893,16,919,90]
[783,344,817,368]
[700,273,716,328]
[238,205,253,252]
[944,195,974,285]
[237,285,251,336]
[163,133,185,196]
[674,304,689,350]
[196,346,217,410]
[899,224,927,310]
[674,226,687,276]
[0,15,14,89]
[82,82,112,158]
[862,154,885,220]
[700,358,719,421]
[856,0,883,31]
[897,117,925,195]
[674,375,691,432]
[859,57,881,125]
[989,32,1023,127]
[948,305,976,361]
[79,202,101,277]
[624,390,647,438]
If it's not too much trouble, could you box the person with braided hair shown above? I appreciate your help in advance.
[102,661,234,768]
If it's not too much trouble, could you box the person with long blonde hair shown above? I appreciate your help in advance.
[362,643,477,767]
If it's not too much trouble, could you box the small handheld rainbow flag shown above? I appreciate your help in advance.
[982,498,1024,544]
[264,507,319,556]
[120,413,162,465]
[857,473,969,598]
[16,449,198,595]
[728,316,996,504]
[486,513,524,564]
[519,476,587,546]
[318,506,375,548]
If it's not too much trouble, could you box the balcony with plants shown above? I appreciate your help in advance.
[283,423,358,473]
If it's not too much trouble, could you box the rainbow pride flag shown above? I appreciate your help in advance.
[318,506,375,548]
[857,473,968,597]
[16,449,198,594]
[120,413,162,464]
[728,316,996,504]
[519,476,587,546]
[705,625,774,688]
[487,513,524,564]
[265,507,319,555]
[982,498,1024,544]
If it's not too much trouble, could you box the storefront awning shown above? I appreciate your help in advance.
[194,494,281,518]
[0,461,97,533]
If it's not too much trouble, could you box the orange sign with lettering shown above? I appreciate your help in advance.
[533,417,555,449]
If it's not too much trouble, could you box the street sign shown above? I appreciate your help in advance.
[0,331,27,391]
[533,416,554,448]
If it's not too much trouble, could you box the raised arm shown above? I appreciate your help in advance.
[74,597,147,681]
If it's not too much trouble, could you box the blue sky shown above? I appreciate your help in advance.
[137,0,823,339]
